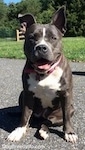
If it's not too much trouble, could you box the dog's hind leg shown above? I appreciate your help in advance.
[38,108,62,140]
[38,105,74,140]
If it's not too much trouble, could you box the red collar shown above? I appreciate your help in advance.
[24,56,62,77]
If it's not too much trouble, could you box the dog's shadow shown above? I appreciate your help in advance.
[0,92,64,140]
[72,71,85,76]
[0,106,21,133]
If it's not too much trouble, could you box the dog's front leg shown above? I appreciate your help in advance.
[62,91,78,143]
[8,91,33,141]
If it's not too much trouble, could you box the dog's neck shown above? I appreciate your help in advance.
[24,55,62,80]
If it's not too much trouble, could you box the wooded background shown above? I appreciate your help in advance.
[0,0,85,38]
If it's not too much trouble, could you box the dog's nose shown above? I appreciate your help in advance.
[35,45,48,53]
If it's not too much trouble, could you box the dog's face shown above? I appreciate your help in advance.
[19,7,66,73]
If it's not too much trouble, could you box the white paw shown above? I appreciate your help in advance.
[8,126,27,141]
[65,133,78,143]
[39,129,49,139]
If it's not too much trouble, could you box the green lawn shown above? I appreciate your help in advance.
[0,38,24,59]
[0,37,85,61]
[63,37,85,62]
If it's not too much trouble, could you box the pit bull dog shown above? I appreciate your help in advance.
[8,6,78,143]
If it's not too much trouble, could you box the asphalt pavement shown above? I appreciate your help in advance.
[0,58,85,150]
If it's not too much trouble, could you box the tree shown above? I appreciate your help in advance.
[0,0,7,25]
[0,0,85,37]
[17,0,41,18]
[66,0,85,36]
[39,2,55,23]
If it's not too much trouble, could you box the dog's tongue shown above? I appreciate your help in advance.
[38,63,50,70]
[35,61,51,70]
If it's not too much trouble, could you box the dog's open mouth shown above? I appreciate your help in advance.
[33,59,52,72]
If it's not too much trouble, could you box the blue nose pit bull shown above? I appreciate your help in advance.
[8,6,78,143]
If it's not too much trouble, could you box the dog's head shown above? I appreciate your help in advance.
[18,6,66,73]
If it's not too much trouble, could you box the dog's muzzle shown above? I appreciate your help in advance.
[34,44,49,57]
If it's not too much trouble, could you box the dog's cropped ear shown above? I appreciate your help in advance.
[51,6,66,35]
[18,14,36,33]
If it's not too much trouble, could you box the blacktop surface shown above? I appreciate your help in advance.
[0,58,85,150]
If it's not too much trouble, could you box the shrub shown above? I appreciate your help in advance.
[0,26,15,38]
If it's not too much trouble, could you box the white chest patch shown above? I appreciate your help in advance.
[28,67,63,108]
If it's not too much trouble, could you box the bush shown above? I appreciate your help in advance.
[0,26,15,38]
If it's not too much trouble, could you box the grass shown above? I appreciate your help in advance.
[63,37,85,62]
[0,37,85,61]
[0,38,25,59]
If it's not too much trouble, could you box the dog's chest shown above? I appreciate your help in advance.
[27,67,63,108]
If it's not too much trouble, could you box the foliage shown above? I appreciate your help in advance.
[0,26,15,37]
[0,0,85,37]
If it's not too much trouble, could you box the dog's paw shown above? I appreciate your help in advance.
[65,133,78,143]
[39,128,49,140]
[8,126,27,142]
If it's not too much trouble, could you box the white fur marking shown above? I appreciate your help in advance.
[38,27,47,46]
[39,37,50,50]
[35,27,52,51]
[39,39,48,46]
[28,67,63,108]
[39,129,49,139]
[65,133,78,143]
[43,27,46,38]
[8,126,27,141]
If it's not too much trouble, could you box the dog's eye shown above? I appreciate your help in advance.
[28,34,38,41]
[29,34,34,40]
[34,33,40,40]
[28,34,35,43]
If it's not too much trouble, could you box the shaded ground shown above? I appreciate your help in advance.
[0,58,85,150]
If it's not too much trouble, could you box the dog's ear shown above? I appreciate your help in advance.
[51,6,66,34]
[18,14,36,33]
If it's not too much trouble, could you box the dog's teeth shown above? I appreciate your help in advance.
[65,133,78,143]
[8,127,27,141]
[39,129,49,139]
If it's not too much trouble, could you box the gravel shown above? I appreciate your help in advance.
[0,58,85,150]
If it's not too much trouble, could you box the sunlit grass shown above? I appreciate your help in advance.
[0,37,85,61]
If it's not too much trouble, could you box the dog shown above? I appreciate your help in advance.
[8,6,78,143]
